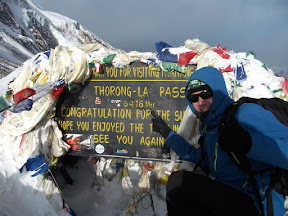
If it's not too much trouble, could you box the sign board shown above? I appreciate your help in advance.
[56,62,196,160]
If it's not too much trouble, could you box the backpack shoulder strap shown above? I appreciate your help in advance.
[220,97,257,128]
[219,97,265,216]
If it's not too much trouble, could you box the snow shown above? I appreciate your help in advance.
[1,0,116,71]
[0,47,22,65]
[55,157,168,216]
[49,24,83,48]
[0,31,34,58]
[25,0,84,47]
[26,0,76,26]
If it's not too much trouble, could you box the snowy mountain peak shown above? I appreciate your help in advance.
[0,0,117,78]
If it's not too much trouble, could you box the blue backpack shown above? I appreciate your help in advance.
[218,97,288,216]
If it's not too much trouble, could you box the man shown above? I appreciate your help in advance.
[152,66,288,216]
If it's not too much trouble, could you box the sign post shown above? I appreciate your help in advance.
[56,62,195,160]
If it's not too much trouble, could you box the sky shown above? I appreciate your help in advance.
[33,0,288,74]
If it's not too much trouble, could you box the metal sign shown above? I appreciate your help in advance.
[56,62,195,160]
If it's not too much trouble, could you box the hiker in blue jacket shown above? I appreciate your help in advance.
[151,66,288,216]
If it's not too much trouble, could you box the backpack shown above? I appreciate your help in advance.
[218,97,288,216]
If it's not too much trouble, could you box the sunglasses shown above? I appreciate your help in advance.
[188,90,213,103]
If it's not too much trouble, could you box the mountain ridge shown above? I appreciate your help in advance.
[0,0,118,78]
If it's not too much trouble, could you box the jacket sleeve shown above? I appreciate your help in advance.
[165,131,209,171]
[236,103,288,170]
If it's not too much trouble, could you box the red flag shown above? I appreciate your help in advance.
[178,51,198,66]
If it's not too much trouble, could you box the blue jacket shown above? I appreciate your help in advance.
[165,66,288,216]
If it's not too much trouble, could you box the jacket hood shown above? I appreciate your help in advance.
[185,67,234,126]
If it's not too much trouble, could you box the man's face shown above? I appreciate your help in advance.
[190,90,213,113]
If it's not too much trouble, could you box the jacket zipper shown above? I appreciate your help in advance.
[214,142,218,172]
